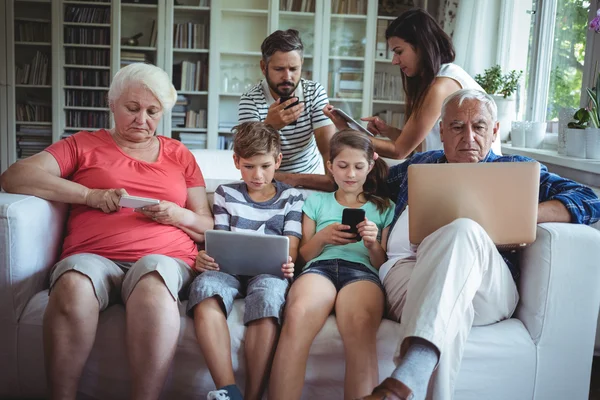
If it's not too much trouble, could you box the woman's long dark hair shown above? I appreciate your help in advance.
[329,130,391,213]
[386,9,455,121]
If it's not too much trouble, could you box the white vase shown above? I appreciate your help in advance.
[558,107,575,155]
[585,128,600,160]
[525,122,547,149]
[566,128,586,158]
[493,95,516,143]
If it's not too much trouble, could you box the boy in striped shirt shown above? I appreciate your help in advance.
[187,122,304,400]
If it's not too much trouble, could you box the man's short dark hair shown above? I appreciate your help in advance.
[260,29,304,63]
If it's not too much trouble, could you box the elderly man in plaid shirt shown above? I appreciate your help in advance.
[354,89,600,400]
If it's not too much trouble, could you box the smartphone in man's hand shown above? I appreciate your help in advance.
[279,96,300,110]
[342,208,366,241]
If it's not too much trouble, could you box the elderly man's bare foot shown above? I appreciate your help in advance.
[356,378,414,400]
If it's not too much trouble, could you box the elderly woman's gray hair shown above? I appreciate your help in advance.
[441,89,498,123]
[108,63,177,112]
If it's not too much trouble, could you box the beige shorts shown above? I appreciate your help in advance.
[49,253,196,311]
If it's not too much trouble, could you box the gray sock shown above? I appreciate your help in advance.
[391,339,439,400]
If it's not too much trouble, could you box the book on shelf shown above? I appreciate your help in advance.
[16,101,52,122]
[377,110,405,129]
[66,88,108,107]
[16,51,50,85]
[15,21,51,42]
[64,27,110,45]
[179,133,207,150]
[16,125,52,159]
[328,67,364,99]
[172,60,207,91]
[217,135,233,150]
[173,22,208,49]
[373,72,403,102]
[64,6,111,24]
[149,20,158,47]
[65,68,110,87]
[184,109,206,128]
[66,48,110,66]
[331,0,366,14]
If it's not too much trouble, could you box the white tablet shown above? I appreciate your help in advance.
[204,230,289,277]
[333,108,374,136]
[119,194,160,209]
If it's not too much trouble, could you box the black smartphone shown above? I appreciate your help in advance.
[341,208,366,241]
[279,96,300,110]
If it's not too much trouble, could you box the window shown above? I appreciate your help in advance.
[525,0,597,122]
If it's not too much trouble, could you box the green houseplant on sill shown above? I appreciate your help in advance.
[474,65,523,143]
[565,108,589,158]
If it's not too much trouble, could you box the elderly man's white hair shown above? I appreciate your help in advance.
[108,63,177,112]
[440,89,498,123]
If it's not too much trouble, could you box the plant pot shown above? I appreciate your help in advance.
[558,107,576,155]
[566,128,586,158]
[525,122,547,149]
[493,95,516,143]
[585,128,600,160]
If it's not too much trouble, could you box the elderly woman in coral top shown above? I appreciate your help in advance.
[0,63,213,400]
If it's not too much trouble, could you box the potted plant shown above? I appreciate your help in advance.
[566,108,589,158]
[474,65,523,142]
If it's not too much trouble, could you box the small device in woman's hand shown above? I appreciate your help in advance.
[279,96,300,110]
[342,208,366,241]
[119,194,160,209]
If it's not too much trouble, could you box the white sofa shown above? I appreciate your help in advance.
[1,149,600,400]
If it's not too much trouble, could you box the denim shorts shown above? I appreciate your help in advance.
[298,259,384,292]
[186,271,289,325]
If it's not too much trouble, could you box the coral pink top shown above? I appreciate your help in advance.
[45,129,205,267]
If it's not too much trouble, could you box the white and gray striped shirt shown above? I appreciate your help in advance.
[238,79,333,174]
[213,181,304,239]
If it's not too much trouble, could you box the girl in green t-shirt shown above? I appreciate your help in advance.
[269,130,395,400]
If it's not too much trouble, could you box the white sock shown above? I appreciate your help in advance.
[391,340,438,400]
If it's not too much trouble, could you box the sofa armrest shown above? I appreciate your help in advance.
[0,194,67,323]
[515,223,600,400]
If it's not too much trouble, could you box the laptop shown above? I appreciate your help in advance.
[407,162,540,248]
[204,230,289,276]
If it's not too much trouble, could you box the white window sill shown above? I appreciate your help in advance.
[501,144,600,175]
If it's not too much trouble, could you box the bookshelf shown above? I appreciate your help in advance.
[0,0,433,170]
[61,0,112,139]
[370,0,428,130]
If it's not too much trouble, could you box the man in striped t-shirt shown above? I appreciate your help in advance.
[238,29,335,191]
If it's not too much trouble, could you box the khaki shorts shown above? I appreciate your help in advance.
[49,253,196,311]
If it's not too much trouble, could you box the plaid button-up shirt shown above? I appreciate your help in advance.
[386,150,600,279]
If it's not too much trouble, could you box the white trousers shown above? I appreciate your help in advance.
[383,218,519,400]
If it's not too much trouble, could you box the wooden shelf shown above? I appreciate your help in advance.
[64,64,110,69]
[64,85,109,90]
[330,97,362,102]
[64,106,110,111]
[279,11,315,18]
[121,46,156,51]
[376,58,392,63]
[172,128,208,132]
[63,1,111,5]
[122,3,158,8]
[174,5,209,11]
[178,91,208,95]
[220,51,261,57]
[64,43,111,48]
[373,100,404,105]
[63,22,111,27]
[331,14,367,20]
[221,8,268,17]
[16,121,52,126]
[15,84,51,88]
[14,17,51,23]
[173,48,209,53]
[15,41,51,46]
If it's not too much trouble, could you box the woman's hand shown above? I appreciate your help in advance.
[357,218,379,249]
[194,250,219,273]
[317,222,357,246]
[281,256,294,279]
[322,104,351,131]
[85,188,128,213]
[136,200,186,225]
[361,116,395,137]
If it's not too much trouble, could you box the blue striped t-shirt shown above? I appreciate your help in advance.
[212,181,304,239]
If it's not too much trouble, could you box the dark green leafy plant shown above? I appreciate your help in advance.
[567,107,590,129]
[474,65,524,99]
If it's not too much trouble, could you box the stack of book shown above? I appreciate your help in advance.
[217,135,234,150]
[15,21,50,42]
[16,101,51,122]
[172,60,207,92]
[373,72,403,102]
[173,22,208,49]
[16,51,50,85]
[171,95,188,127]
[279,0,315,12]
[179,133,206,150]
[377,110,405,129]
[184,109,206,128]
[17,125,52,159]
[218,122,236,133]
[120,51,149,67]
[331,0,366,14]
[328,67,363,99]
